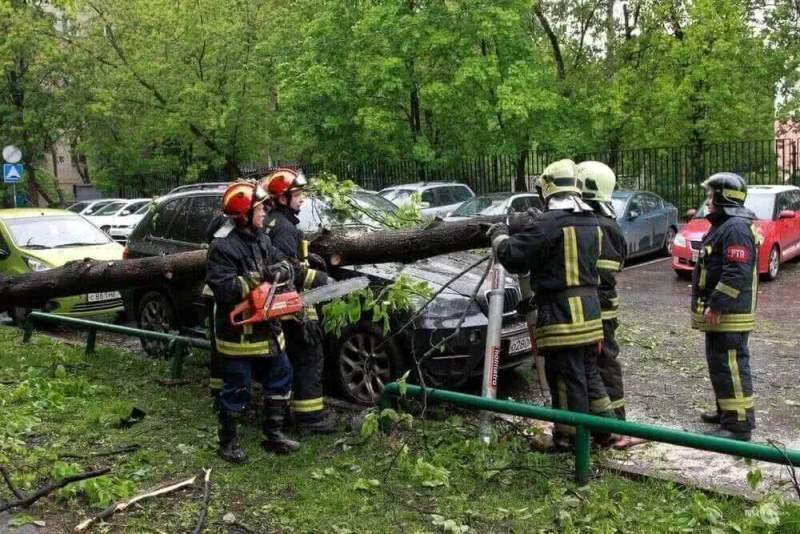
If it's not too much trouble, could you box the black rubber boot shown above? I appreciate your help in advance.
[262,399,301,454]
[703,427,751,442]
[296,413,337,435]
[217,412,247,463]
[700,410,721,424]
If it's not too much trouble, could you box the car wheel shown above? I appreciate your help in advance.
[663,227,677,256]
[764,245,780,281]
[329,319,404,406]
[136,291,176,358]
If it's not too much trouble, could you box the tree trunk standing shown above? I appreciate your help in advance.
[514,147,529,192]
[0,216,504,308]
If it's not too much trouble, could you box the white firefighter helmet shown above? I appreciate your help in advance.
[537,159,580,202]
[576,161,616,202]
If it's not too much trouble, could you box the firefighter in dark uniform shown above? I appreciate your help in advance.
[206,180,301,462]
[692,173,758,441]
[264,169,335,434]
[489,159,614,448]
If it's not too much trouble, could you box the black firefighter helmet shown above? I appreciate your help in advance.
[703,172,749,217]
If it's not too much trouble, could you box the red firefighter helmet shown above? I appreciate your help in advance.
[222,180,269,222]
[265,168,308,198]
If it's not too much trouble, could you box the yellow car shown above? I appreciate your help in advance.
[0,208,125,321]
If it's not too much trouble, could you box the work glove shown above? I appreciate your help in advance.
[507,208,542,234]
[485,222,509,243]
[244,271,263,290]
[308,253,328,272]
[516,297,536,316]
[265,261,295,286]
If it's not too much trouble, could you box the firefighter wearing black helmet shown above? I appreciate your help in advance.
[692,172,759,441]
[489,159,615,449]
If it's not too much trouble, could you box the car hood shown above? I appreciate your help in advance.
[346,250,513,299]
[21,242,123,267]
[680,218,710,241]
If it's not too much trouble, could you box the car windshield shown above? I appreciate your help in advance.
[452,195,509,216]
[67,202,89,213]
[379,189,416,203]
[611,197,628,215]
[5,215,111,248]
[93,201,127,216]
[300,191,400,231]
[122,201,149,215]
[694,194,775,220]
[134,202,152,215]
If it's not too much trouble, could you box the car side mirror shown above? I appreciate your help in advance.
[85,209,94,215]
[628,210,640,220]
[445,211,452,218]
[779,210,797,219]
[686,208,697,219]
[121,210,131,216]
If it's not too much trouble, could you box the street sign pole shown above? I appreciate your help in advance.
[12,183,16,208]
[3,145,23,208]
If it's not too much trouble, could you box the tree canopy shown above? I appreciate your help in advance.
[1,0,796,197]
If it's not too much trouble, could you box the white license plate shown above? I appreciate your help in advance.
[508,334,532,355]
[87,291,121,303]
[691,250,699,263]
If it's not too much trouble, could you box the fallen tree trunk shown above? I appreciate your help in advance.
[0,216,501,308]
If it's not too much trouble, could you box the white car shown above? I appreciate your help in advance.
[85,198,150,235]
[107,202,153,244]
[66,198,121,217]
[378,182,475,218]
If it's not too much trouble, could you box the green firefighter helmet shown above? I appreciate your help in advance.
[537,159,579,202]
[576,161,616,202]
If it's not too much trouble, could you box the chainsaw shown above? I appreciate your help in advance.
[229,275,370,327]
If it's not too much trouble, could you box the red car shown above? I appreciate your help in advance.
[672,185,800,281]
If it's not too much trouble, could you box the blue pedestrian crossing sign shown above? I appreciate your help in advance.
[3,163,23,184]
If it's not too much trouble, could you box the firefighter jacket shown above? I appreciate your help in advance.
[206,225,289,357]
[597,216,626,320]
[266,206,328,291]
[494,209,604,350]
[691,212,759,333]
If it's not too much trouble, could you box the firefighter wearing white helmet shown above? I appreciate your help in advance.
[576,162,641,448]
[489,159,614,449]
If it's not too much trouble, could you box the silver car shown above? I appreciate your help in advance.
[379,182,475,218]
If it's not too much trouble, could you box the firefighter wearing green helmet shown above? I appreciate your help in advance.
[692,172,759,441]
[489,159,615,449]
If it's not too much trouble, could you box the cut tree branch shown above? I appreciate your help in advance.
[192,469,212,534]
[0,467,110,513]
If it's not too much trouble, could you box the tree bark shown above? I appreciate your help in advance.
[0,217,504,308]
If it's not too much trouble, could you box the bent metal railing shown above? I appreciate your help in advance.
[379,383,800,485]
[22,312,211,379]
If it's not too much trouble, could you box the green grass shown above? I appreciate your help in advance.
[1,325,799,533]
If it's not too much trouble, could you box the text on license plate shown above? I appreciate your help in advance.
[87,291,121,303]
[508,334,532,355]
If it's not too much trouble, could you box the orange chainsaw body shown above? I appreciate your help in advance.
[229,281,304,327]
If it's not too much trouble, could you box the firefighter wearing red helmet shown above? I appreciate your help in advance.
[205,180,302,462]
[264,169,336,434]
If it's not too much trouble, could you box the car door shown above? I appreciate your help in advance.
[774,192,796,259]
[643,194,667,252]
[623,195,651,257]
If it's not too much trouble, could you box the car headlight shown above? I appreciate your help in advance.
[673,234,686,248]
[421,293,479,319]
[24,257,51,272]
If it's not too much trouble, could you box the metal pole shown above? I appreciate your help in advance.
[574,425,591,485]
[12,183,16,208]
[479,259,506,444]
[518,273,547,393]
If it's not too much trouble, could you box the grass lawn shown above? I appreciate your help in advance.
[0,325,798,533]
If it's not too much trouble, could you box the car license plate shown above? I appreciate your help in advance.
[508,334,532,355]
[691,250,699,263]
[87,291,121,303]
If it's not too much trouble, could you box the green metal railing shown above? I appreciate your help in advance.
[22,312,211,379]
[380,383,800,485]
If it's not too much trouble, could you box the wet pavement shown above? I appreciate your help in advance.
[503,253,800,498]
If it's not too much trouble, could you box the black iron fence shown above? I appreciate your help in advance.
[116,139,799,214]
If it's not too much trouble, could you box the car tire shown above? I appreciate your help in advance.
[9,306,31,326]
[136,291,176,358]
[764,245,780,282]
[327,319,406,406]
[663,227,677,256]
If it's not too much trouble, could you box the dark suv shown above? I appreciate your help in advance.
[123,185,532,404]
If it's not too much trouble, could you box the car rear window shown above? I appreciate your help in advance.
[380,189,415,203]
[68,202,89,213]
[694,194,775,220]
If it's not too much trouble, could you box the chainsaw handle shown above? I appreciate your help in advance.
[229,299,259,327]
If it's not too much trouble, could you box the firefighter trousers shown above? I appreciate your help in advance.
[544,344,614,442]
[597,318,625,420]
[215,353,293,415]
[285,320,327,423]
[705,332,755,432]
